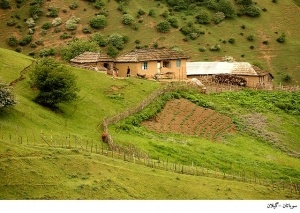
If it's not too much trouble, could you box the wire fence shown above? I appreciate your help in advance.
[1,130,299,195]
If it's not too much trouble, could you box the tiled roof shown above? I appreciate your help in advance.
[115,48,189,62]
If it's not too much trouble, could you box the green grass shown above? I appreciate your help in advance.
[0,48,300,199]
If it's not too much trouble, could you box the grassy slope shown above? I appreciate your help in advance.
[0,0,299,84]
[0,48,299,199]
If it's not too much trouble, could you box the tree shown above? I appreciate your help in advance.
[89,15,107,29]
[195,10,211,24]
[156,21,171,33]
[122,14,134,25]
[29,58,79,109]
[108,34,125,50]
[61,39,99,61]
[0,82,16,109]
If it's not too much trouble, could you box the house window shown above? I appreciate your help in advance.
[176,60,181,67]
[142,62,148,70]
[163,60,170,68]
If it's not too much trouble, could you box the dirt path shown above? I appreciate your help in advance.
[9,61,34,87]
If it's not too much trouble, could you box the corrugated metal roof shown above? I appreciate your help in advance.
[115,48,189,62]
[187,62,268,76]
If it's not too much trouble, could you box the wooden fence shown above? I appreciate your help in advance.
[1,130,300,195]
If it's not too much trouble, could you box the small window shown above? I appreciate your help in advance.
[163,60,170,68]
[142,62,148,70]
[176,60,181,67]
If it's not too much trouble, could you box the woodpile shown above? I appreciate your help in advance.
[213,74,247,86]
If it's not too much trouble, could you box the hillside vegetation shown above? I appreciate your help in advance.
[0,0,300,85]
[0,48,300,199]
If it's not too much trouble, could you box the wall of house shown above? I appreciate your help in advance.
[115,59,187,79]
[242,75,272,87]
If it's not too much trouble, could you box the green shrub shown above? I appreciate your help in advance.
[276,33,286,43]
[52,17,62,27]
[89,15,107,29]
[228,38,235,44]
[148,9,156,17]
[137,8,145,16]
[69,1,78,10]
[156,21,171,33]
[7,35,18,47]
[108,34,125,50]
[39,48,55,57]
[19,35,32,46]
[195,11,211,24]
[209,44,221,51]
[66,16,80,30]
[247,34,254,41]
[212,12,225,24]
[167,17,179,28]
[60,33,72,39]
[93,0,104,9]
[47,7,59,17]
[0,0,11,9]
[91,33,107,47]
[122,14,134,25]
[0,82,16,109]
[29,5,43,19]
[106,45,119,58]
[82,26,91,34]
[41,22,51,30]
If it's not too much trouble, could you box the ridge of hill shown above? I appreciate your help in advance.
[0,0,300,85]
[1,48,300,199]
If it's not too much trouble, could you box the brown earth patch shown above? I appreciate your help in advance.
[142,99,236,141]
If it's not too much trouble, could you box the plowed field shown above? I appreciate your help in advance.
[142,99,236,141]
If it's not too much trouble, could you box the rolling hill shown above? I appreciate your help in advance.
[0,47,300,199]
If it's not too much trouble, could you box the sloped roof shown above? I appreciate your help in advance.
[187,62,269,76]
[115,48,189,62]
[70,52,114,63]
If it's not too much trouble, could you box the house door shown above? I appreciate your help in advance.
[157,61,161,74]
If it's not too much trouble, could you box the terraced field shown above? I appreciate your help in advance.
[142,99,236,141]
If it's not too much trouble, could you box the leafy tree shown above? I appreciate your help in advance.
[29,5,43,19]
[0,82,16,109]
[212,12,225,24]
[66,16,80,30]
[216,0,235,18]
[91,33,107,47]
[61,39,99,61]
[195,10,211,24]
[29,58,79,108]
[156,21,171,33]
[89,15,107,29]
[93,0,104,9]
[240,4,261,17]
[19,35,32,46]
[167,17,179,28]
[108,34,125,50]
[122,14,134,25]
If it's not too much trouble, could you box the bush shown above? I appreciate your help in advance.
[61,39,99,61]
[41,22,51,30]
[29,5,43,19]
[82,26,91,34]
[91,33,107,47]
[69,1,78,10]
[167,17,179,28]
[52,17,62,27]
[276,33,286,43]
[93,0,104,9]
[60,33,72,39]
[209,44,221,51]
[0,0,11,9]
[148,9,156,17]
[156,21,171,33]
[0,82,16,109]
[282,74,291,82]
[29,58,79,109]
[39,48,55,57]
[137,8,145,16]
[241,5,261,17]
[122,14,134,25]
[47,7,59,17]
[7,19,16,26]
[19,35,32,46]
[89,15,107,29]
[195,11,211,24]
[212,12,225,24]
[247,34,254,41]
[66,16,80,30]
[108,34,125,50]
[228,38,235,44]
[26,18,36,28]
[106,45,119,58]
[7,35,18,47]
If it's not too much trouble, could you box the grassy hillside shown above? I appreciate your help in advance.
[0,48,300,199]
[0,0,299,85]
